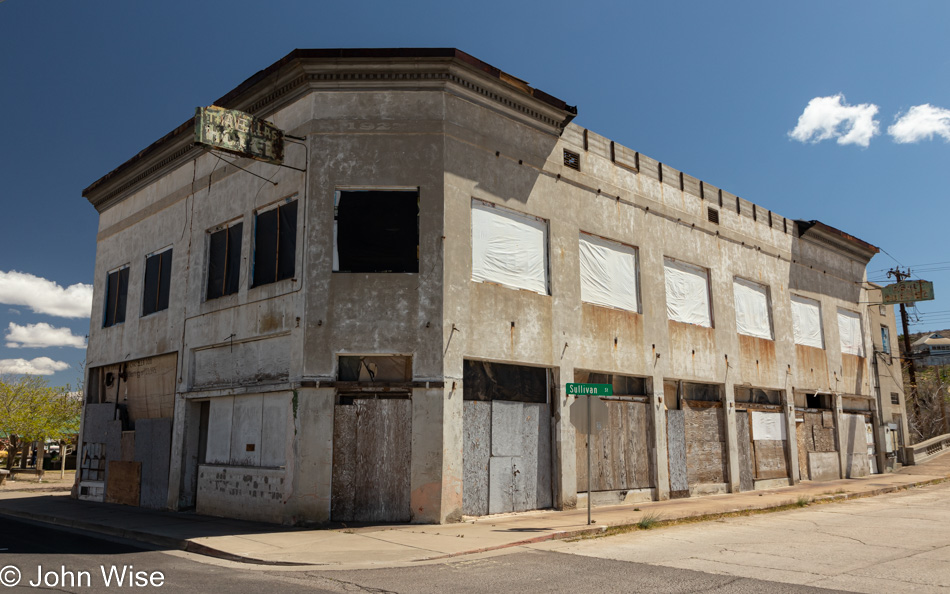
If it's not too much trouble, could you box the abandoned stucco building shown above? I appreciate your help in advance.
[78,48,905,524]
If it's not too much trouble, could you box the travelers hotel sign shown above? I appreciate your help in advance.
[194,106,284,165]
[881,280,935,305]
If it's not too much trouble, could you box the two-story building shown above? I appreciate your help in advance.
[77,48,902,525]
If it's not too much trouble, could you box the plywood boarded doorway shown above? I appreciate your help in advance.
[573,371,654,494]
[462,360,553,516]
[331,355,413,523]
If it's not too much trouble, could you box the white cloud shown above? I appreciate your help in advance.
[789,94,880,147]
[0,271,92,318]
[0,357,70,375]
[5,322,86,349]
[888,104,950,143]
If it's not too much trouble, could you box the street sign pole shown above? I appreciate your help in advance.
[587,393,592,525]
[566,383,612,526]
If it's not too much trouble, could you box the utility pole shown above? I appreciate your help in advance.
[888,267,919,417]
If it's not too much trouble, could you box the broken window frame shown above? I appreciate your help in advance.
[734,386,783,409]
[332,188,420,274]
[206,220,243,300]
[142,246,173,316]
[664,379,723,409]
[251,197,298,288]
[574,369,650,402]
[336,354,413,403]
[103,264,130,328]
[462,359,550,404]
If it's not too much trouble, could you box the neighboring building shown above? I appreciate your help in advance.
[911,333,950,367]
[867,286,909,468]
[77,48,902,525]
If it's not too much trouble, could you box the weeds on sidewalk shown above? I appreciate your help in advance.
[795,496,811,507]
[636,512,660,530]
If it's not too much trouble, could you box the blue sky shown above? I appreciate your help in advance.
[1,0,949,387]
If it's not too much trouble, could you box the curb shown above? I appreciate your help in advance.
[1,472,947,568]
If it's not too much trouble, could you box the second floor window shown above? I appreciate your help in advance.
[142,248,172,316]
[252,200,297,287]
[104,265,129,327]
[207,223,242,299]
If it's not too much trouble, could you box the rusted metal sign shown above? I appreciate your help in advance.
[881,280,934,304]
[195,106,284,165]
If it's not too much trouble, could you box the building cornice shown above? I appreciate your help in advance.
[83,49,577,211]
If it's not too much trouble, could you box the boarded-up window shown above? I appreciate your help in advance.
[750,411,787,440]
[333,190,419,273]
[790,295,823,348]
[733,278,772,339]
[579,233,639,312]
[574,370,647,397]
[664,258,711,327]
[207,222,242,300]
[142,248,172,316]
[472,200,548,295]
[103,265,129,327]
[252,199,297,287]
[837,309,865,356]
[463,360,547,403]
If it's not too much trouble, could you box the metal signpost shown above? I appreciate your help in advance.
[567,382,612,525]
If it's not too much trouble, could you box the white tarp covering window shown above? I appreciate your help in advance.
[471,200,548,294]
[751,411,787,441]
[790,295,823,348]
[664,258,711,327]
[734,278,772,339]
[838,309,865,356]
[579,233,639,312]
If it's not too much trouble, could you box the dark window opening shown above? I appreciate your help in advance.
[574,370,647,397]
[803,392,832,409]
[143,249,172,316]
[463,360,548,403]
[253,200,297,287]
[735,387,782,405]
[683,381,721,403]
[207,223,243,299]
[104,266,129,327]
[891,392,900,405]
[335,190,419,273]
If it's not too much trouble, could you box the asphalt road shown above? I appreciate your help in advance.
[536,481,950,593]
[0,516,846,593]
[0,517,333,593]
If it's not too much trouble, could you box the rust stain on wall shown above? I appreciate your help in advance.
[840,354,866,394]
[580,303,643,358]
[738,335,777,383]
[668,321,716,378]
[795,344,829,390]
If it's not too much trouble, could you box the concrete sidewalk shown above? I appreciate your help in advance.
[2,455,949,571]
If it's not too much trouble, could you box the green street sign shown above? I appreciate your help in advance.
[566,383,613,396]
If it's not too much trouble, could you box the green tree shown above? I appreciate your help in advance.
[0,375,82,476]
